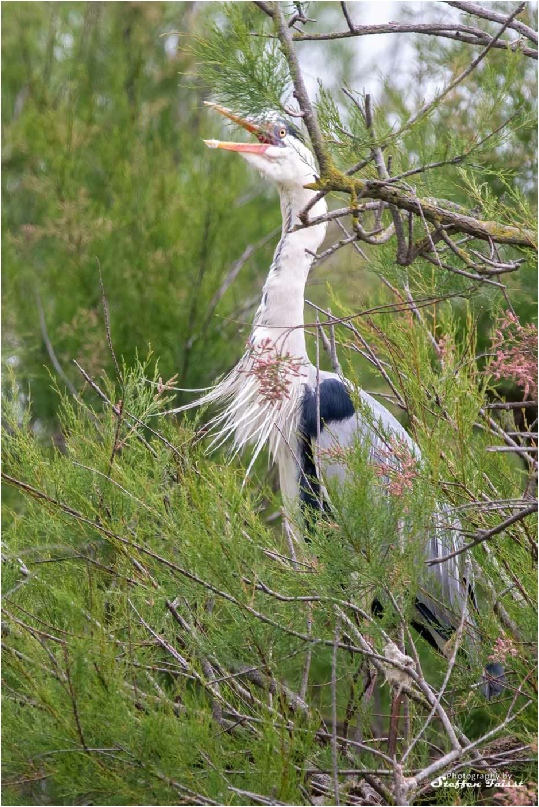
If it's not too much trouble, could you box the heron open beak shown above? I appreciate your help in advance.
[203,101,271,154]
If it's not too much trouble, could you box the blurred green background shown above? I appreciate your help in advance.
[3,2,286,429]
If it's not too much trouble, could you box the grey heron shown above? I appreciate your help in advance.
[171,102,504,698]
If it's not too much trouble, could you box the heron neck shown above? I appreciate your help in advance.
[251,186,327,357]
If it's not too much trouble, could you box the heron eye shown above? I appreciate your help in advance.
[278,127,287,139]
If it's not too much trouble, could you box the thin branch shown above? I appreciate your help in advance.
[331,612,341,806]
[62,644,88,752]
[307,300,408,411]
[427,503,537,565]
[299,602,313,701]
[485,400,537,410]
[205,228,280,327]
[293,202,381,231]
[289,16,537,59]
[311,232,357,265]
[363,92,408,262]
[340,2,355,33]
[228,788,287,806]
[318,309,343,376]
[479,406,538,469]
[401,3,528,134]
[272,2,330,174]
[387,108,523,185]
[335,217,368,260]
[315,315,323,509]
[35,290,77,396]
[447,1,538,45]
[98,262,121,379]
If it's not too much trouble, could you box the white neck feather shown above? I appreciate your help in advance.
[178,183,327,480]
[252,185,328,354]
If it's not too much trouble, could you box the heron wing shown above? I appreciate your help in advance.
[300,373,469,641]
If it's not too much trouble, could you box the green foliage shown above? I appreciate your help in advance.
[3,341,536,804]
[2,2,280,426]
[193,3,291,116]
[2,3,537,805]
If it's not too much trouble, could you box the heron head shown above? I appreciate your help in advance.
[203,102,318,188]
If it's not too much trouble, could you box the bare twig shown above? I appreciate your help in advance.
[397,3,529,135]
[363,92,408,263]
[427,503,537,565]
[340,2,355,33]
[289,13,537,59]
[205,228,280,328]
[272,2,330,174]
[35,290,77,396]
[447,1,538,45]
[98,262,121,379]
[331,612,341,806]
[299,601,313,701]
[321,308,343,376]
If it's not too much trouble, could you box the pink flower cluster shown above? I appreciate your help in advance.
[493,784,537,806]
[488,634,519,663]
[437,335,449,361]
[373,437,420,497]
[489,312,538,400]
[240,338,305,404]
[318,443,350,464]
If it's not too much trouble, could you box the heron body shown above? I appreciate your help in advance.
[171,104,504,697]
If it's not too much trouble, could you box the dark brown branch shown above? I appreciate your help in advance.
[290,18,537,59]
[272,2,330,174]
[447,1,538,45]
[340,1,355,32]
[252,1,274,17]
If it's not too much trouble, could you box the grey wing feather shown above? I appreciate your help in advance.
[314,379,469,638]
